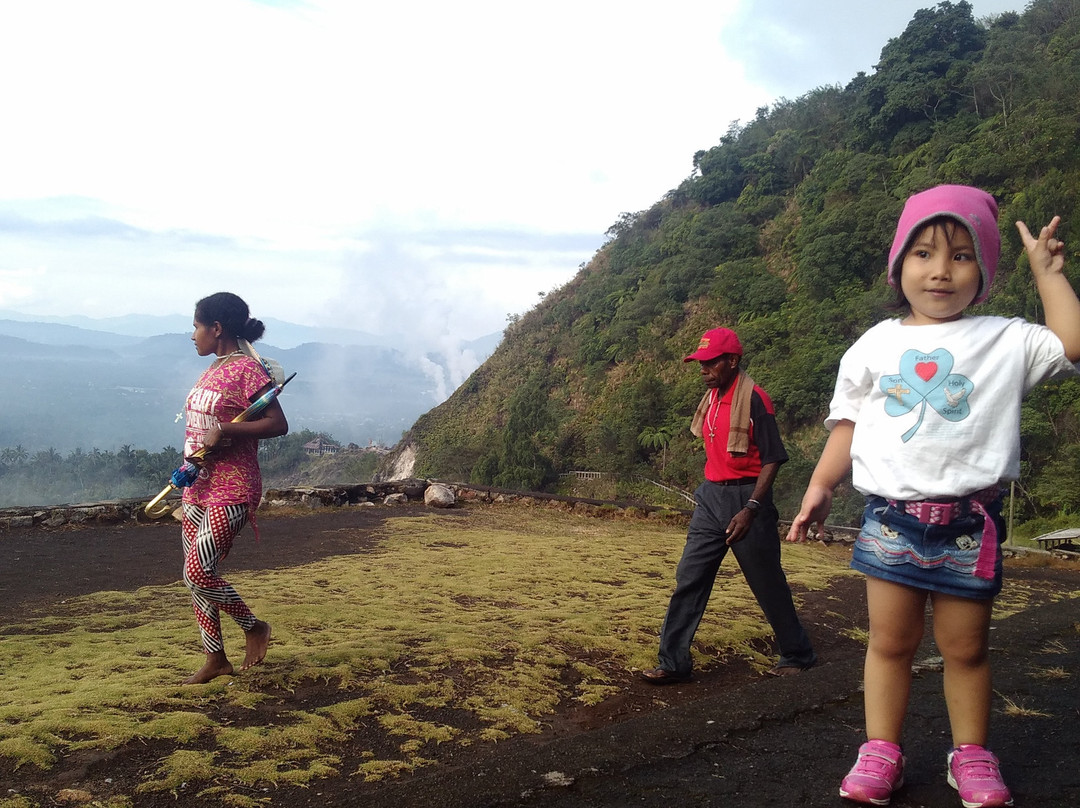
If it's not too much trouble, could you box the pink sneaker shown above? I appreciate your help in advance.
[947,745,1014,808]
[839,740,905,805]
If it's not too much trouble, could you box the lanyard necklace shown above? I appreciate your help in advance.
[707,389,720,441]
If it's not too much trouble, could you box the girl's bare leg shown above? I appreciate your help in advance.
[863,577,928,743]
[931,592,993,746]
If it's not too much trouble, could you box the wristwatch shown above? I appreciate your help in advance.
[744,498,762,513]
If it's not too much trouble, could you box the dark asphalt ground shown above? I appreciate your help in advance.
[367,593,1080,808]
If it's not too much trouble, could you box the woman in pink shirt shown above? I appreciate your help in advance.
[181,292,288,684]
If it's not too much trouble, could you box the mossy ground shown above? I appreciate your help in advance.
[2,503,1076,807]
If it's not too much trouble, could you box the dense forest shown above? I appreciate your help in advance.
[0,431,378,508]
[391,0,1080,534]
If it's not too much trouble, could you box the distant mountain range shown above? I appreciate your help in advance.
[0,309,406,349]
[0,313,500,454]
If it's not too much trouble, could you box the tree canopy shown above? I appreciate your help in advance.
[391,0,1080,530]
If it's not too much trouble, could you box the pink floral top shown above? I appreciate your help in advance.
[182,355,271,511]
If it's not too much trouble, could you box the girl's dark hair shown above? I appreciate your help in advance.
[886,217,975,313]
[194,292,266,342]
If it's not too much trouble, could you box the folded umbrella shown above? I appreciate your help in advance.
[144,372,296,518]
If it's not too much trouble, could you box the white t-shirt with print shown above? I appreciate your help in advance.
[827,316,1079,501]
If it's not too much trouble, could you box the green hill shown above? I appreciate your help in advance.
[382,0,1080,533]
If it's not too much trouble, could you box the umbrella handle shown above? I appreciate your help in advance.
[144,483,179,519]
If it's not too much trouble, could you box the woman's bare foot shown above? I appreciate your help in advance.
[240,620,271,671]
[184,652,234,684]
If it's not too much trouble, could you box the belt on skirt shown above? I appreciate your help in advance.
[885,487,1002,580]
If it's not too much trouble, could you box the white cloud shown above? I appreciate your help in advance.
[0,0,1029,345]
[0,266,42,309]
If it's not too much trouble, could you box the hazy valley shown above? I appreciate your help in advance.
[0,312,499,455]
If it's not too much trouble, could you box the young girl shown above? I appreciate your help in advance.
[787,185,1080,807]
[181,292,289,684]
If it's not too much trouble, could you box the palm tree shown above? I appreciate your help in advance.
[34,447,61,466]
[638,424,679,473]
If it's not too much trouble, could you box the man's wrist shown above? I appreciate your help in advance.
[744,498,762,514]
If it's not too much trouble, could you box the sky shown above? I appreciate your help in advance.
[0,0,1026,355]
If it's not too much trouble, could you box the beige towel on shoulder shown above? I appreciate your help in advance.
[726,370,753,455]
[689,370,754,456]
[689,392,711,439]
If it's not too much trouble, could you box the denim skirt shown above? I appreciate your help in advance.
[851,495,1006,600]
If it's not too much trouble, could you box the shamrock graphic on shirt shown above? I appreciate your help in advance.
[880,348,974,442]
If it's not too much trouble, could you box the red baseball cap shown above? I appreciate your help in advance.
[683,327,743,362]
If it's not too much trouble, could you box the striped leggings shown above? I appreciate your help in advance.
[181,502,257,654]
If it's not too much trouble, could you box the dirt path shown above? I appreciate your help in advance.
[0,505,437,617]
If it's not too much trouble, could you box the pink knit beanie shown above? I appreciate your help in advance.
[887,185,1000,304]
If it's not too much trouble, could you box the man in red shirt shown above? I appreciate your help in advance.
[642,327,816,683]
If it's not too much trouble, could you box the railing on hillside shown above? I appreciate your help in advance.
[561,471,696,505]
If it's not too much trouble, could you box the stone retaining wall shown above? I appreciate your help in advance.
[0,479,694,531]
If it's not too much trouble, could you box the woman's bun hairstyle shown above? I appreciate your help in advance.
[195,292,265,343]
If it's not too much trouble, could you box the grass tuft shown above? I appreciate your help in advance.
[0,798,38,808]
[1030,666,1069,680]
[998,692,1052,718]
[135,749,216,793]
[842,627,870,645]
[1039,639,1069,655]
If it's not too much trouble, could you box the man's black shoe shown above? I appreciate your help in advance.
[640,667,693,684]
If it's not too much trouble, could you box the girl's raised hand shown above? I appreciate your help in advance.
[1016,216,1065,277]
[1017,215,1080,361]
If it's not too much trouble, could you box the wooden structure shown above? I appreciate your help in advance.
[303,437,341,456]
[1032,527,1080,551]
